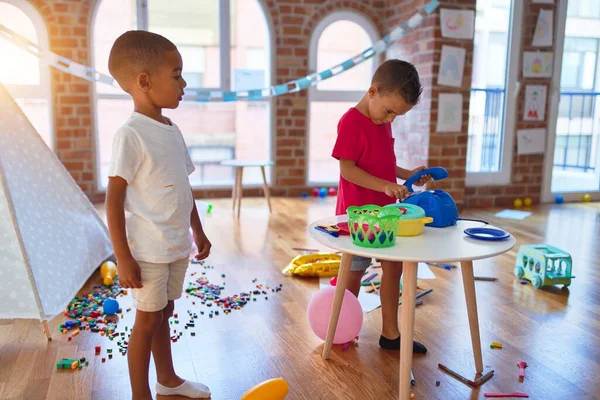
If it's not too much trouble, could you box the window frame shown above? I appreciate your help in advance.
[0,0,54,150]
[466,0,523,186]
[542,0,600,201]
[307,10,381,185]
[91,0,274,190]
[567,0,600,20]
[561,37,598,91]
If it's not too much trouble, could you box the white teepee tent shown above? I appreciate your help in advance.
[0,83,113,338]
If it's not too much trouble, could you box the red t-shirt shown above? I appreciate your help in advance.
[332,107,397,215]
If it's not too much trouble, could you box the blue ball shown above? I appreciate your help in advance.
[301,192,308,198]
[318,188,327,198]
[555,195,564,204]
[103,298,119,316]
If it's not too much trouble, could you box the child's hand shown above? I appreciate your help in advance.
[194,233,212,260]
[384,182,409,200]
[117,257,143,288]
[411,166,431,186]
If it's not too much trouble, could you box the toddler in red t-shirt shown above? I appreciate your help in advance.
[332,59,431,353]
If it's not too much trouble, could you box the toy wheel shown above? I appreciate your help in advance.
[514,266,524,279]
[532,275,543,289]
[563,281,571,288]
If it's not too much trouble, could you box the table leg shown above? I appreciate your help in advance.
[260,165,272,213]
[399,262,417,400]
[236,167,244,219]
[322,252,353,360]
[461,260,484,373]
[232,167,240,213]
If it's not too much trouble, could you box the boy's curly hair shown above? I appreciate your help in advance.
[371,59,423,106]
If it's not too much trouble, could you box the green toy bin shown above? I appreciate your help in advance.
[346,205,402,248]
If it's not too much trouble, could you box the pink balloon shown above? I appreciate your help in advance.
[307,286,363,344]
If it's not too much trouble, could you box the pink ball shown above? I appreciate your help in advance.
[307,287,363,344]
[328,188,337,196]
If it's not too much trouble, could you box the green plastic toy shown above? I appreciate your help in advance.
[56,358,79,370]
[514,244,574,289]
[346,205,401,248]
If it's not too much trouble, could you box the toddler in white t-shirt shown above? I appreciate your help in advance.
[105,30,211,400]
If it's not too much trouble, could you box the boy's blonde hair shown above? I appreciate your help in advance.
[108,30,177,89]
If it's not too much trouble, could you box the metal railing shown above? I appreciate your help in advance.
[467,89,598,173]
[554,91,599,172]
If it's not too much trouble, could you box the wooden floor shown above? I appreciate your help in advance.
[1,198,599,400]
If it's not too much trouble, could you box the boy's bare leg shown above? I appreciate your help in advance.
[152,301,184,387]
[152,300,211,398]
[347,270,363,297]
[380,260,402,339]
[128,310,164,400]
[378,261,427,353]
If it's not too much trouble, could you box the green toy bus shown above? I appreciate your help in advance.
[514,244,574,289]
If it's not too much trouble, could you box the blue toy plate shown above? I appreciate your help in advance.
[464,227,509,241]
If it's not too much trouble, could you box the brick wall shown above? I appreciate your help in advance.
[28,0,96,197]
[20,0,557,205]
[267,0,387,196]
[387,0,557,209]
[465,0,557,207]
[26,0,389,200]
[386,0,476,208]
[387,0,437,176]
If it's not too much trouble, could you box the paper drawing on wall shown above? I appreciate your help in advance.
[532,9,553,47]
[517,129,546,155]
[523,52,553,78]
[437,93,463,132]
[440,8,474,39]
[438,46,466,87]
[524,85,547,121]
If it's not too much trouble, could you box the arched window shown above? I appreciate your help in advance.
[0,0,53,149]
[308,12,379,184]
[93,0,272,190]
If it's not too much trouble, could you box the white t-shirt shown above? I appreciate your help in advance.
[108,112,195,264]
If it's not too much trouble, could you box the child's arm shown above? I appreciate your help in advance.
[396,165,431,186]
[396,166,413,181]
[105,176,142,288]
[190,189,211,260]
[340,159,409,200]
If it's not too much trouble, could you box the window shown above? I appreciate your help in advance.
[308,12,379,184]
[0,0,53,149]
[485,33,509,88]
[93,0,271,189]
[558,38,598,120]
[148,0,220,88]
[567,0,600,19]
[466,0,521,184]
[560,38,598,91]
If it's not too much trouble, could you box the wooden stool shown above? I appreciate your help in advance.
[220,160,273,218]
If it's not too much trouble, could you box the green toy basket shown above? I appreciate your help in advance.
[346,205,402,248]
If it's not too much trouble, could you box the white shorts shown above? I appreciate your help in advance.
[131,258,189,312]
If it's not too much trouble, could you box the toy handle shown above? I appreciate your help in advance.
[403,167,448,193]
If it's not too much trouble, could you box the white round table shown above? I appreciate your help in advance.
[308,216,515,400]
[220,160,273,217]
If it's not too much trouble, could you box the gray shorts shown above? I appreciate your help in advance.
[351,255,372,271]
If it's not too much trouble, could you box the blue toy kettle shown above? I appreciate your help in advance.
[401,167,458,228]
